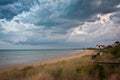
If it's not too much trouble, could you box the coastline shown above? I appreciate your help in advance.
[0,50,95,73]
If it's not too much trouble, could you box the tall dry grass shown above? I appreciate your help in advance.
[0,50,120,80]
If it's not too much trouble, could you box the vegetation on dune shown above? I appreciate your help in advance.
[0,42,120,80]
[102,43,120,58]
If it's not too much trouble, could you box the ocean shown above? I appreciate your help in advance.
[0,49,83,66]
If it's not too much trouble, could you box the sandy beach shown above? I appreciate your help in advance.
[0,50,95,73]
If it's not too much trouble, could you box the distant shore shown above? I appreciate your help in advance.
[0,50,95,73]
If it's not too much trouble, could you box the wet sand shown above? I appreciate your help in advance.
[0,50,95,73]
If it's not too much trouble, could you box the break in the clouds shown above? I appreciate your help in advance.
[0,0,120,49]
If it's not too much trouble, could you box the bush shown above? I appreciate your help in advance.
[110,44,120,58]
[101,44,120,58]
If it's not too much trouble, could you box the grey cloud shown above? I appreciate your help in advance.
[112,11,120,23]
[0,0,16,5]
[0,0,39,20]
[19,0,120,32]
[0,0,120,48]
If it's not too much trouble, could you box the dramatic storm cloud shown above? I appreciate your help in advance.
[0,0,120,49]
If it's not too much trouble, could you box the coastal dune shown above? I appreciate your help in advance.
[0,50,94,73]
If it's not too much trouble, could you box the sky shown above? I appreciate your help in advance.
[0,0,120,49]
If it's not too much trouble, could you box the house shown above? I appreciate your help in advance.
[96,45,105,49]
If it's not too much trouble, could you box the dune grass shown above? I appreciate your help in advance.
[0,48,120,80]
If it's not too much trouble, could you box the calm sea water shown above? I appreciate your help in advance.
[0,49,83,66]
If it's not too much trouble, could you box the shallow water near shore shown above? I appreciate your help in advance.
[0,49,83,66]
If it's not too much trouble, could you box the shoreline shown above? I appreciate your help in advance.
[0,50,95,73]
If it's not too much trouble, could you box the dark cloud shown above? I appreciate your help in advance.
[0,0,39,20]
[0,0,120,49]
[0,0,16,5]
[1,0,120,21]
[62,0,120,20]
[19,0,120,31]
